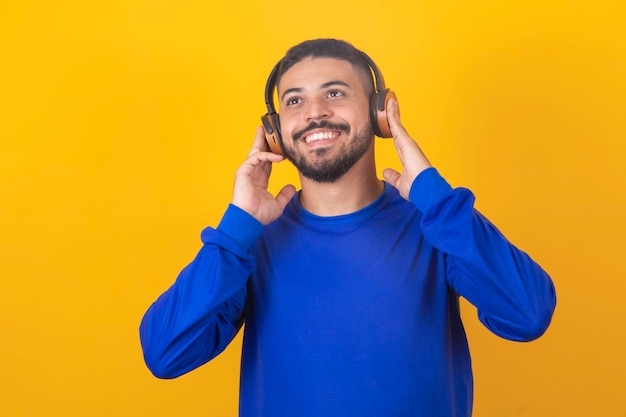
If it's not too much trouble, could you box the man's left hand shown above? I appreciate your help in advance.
[382,98,432,200]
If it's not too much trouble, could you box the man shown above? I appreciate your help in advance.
[140,39,556,416]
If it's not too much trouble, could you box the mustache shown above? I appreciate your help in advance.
[292,121,351,142]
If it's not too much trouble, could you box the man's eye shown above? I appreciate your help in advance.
[328,90,343,98]
[286,97,301,106]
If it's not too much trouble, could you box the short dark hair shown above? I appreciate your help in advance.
[275,38,375,97]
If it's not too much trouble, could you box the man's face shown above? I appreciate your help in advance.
[277,57,374,183]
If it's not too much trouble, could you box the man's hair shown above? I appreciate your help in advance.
[275,38,375,97]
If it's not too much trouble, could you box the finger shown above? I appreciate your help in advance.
[386,98,410,140]
[244,149,284,169]
[385,99,433,183]
[382,168,401,188]
[275,184,297,209]
[248,126,270,157]
[386,99,428,168]
[237,149,283,184]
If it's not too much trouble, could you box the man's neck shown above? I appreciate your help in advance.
[298,157,384,217]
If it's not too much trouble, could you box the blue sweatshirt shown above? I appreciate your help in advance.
[140,168,556,417]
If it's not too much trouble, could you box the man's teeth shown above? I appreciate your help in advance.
[305,131,338,143]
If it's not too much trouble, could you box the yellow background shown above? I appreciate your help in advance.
[1,0,625,415]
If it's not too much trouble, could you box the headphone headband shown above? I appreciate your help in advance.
[358,51,387,97]
[264,64,280,115]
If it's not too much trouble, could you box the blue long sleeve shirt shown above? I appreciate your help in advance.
[140,168,556,417]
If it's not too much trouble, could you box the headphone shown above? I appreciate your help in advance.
[261,51,396,155]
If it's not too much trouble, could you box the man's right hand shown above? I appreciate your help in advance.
[231,127,296,225]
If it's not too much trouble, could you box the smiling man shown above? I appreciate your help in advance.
[278,57,375,186]
[139,39,556,417]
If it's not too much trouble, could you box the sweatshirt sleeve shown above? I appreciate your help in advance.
[139,204,264,378]
[409,168,556,342]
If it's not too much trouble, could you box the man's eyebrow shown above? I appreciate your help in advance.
[280,87,302,102]
[280,80,352,101]
[320,80,351,90]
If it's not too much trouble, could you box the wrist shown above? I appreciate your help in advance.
[408,168,453,213]
[217,204,264,249]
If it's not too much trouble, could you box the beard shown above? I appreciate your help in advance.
[282,121,374,183]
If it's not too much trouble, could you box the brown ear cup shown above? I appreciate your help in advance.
[370,89,396,138]
[261,113,283,155]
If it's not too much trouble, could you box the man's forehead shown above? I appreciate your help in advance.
[277,57,362,92]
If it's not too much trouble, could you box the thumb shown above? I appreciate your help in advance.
[382,168,401,188]
[275,184,297,210]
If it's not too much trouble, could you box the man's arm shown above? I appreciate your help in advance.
[139,206,260,378]
[383,99,556,341]
[410,168,556,341]
[139,128,296,378]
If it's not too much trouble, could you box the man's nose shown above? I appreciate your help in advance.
[304,97,332,121]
